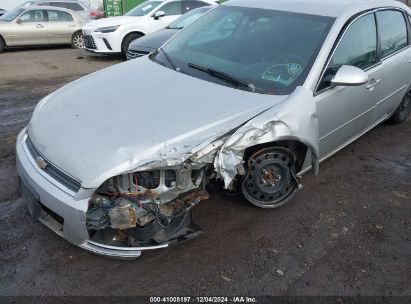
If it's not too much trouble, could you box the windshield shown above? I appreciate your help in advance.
[167,6,212,29]
[155,6,334,95]
[126,1,162,17]
[0,8,25,21]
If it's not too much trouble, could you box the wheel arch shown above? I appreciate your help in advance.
[121,31,145,45]
[243,140,310,173]
[71,30,82,38]
[0,34,7,47]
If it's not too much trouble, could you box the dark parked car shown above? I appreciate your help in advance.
[127,5,214,60]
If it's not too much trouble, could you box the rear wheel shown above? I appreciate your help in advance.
[71,31,84,49]
[121,33,143,56]
[242,147,299,209]
[388,88,411,124]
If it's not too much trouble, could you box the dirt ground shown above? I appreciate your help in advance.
[0,47,410,297]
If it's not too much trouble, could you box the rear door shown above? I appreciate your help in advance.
[372,9,411,121]
[11,9,48,45]
[46,9,76,44]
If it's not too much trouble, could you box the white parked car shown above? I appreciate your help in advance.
[82,0,216,56]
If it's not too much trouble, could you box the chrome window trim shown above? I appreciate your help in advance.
[314,7,410,96]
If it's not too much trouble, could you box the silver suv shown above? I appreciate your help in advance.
[18,0,98,20]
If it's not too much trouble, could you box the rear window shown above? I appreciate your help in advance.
[377,10,408,58]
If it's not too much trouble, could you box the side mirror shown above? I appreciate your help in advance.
[331,65,368,87]
[16,17,22,24]
[153,11,165,20]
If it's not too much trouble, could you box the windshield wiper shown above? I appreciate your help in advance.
[159,48,178,71]
[188,63,255,92]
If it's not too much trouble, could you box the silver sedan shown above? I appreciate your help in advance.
[0,5,86,52]
[16,0,411,258]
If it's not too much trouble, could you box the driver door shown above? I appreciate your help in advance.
[149,1,183,32]
[315,13,382,159]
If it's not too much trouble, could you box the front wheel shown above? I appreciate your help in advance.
[71,31,85,49]
[388,88,411,124]
[242,147,299,209]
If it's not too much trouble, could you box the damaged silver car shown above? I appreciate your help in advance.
[17,0,411,258]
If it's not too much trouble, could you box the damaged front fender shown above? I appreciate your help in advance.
[215,87,320,188]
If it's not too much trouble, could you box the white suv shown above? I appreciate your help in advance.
[82,0,216,56]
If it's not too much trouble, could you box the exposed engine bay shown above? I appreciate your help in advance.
[86,164,212,248]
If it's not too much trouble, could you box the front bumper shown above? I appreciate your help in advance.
[82,30,121,54]
[16,129,168,258]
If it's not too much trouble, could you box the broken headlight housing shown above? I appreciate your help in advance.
[85,164,210,247]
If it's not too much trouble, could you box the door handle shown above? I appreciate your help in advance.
[36,24,44,28]
[366,79,381,90]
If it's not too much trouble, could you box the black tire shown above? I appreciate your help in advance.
[0,37,5,53]
[388,88,411,124]
[121,33,143,56]
[71,31,84,49]
[241,147,299,209]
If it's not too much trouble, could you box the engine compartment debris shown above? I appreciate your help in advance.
[86,165,210,247]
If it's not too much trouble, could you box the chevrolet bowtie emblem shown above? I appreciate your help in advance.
[35,156,48,170]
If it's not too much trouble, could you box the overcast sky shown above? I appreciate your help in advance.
[0,0,102,10]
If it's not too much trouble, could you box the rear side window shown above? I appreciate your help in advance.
[160,1,182,16]
[377,10,407,58]
[49,2,84,11]
[182,1,208,13]
[47,10,73,21]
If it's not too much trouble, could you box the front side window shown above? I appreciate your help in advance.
[47,10,73,21]
[20,9,45,22]
[377,10,408,58]
[160,1,182,16]
[155,6,334,95]
[318,14,377,91]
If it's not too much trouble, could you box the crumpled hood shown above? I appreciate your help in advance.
[28,57,288,188]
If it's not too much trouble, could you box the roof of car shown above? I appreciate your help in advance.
[25,5,80,14]
[28,0,84,2]
[225,0,409,17]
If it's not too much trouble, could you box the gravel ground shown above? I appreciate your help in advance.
[0,47,410,297]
